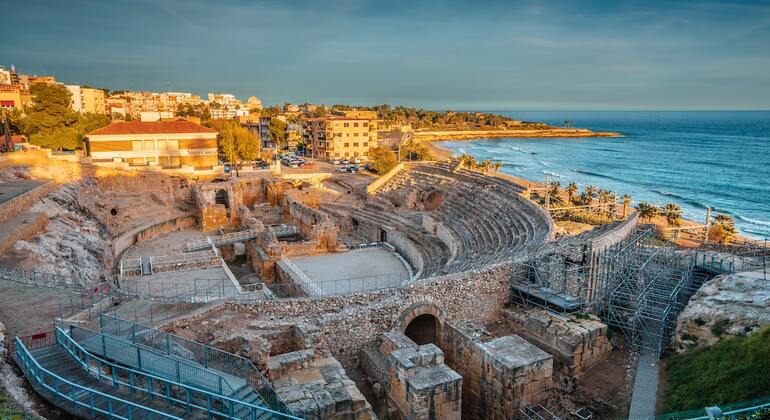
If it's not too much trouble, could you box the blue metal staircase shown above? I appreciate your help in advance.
[14,326,302,419]
[98,314,293,415]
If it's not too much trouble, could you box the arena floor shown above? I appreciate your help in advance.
[290,247,411,295]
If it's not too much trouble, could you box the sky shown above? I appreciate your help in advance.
[2,0,770,110]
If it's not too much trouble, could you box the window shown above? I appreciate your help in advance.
[354,152,360,157]
[363,142,368,147]
[353,142,359,147]
[344,122,349,127]
[167,139,179,150]
[157,140,167,150]
[335,152,340,157]
[353,132,359,137]
[344,152,350,157]
[143,140,155,151]
[363,132,368,137]
[345,133,349,137]
[353,122,359,127]
[344,143,350,147]
[363,122,368,127]
[335,132,342,137]
[132,141,143,151]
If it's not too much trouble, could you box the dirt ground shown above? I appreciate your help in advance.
[570,342,636,419]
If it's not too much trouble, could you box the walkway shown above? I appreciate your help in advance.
[628,339,660,420]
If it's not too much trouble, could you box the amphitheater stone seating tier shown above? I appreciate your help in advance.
[323,162,553,279]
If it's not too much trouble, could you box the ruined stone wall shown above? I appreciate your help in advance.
[503,308,612,377]
[0,181,57,224]
[0,213,48,255]
[440,323,484,418]
[112,214,197,260]
[223,263,513,367]
[530,213,640,310]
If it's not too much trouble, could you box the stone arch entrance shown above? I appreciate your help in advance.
[395,302,446,346]
[215,189,230,208]
[404,314,439,345]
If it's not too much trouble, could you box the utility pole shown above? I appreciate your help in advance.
[703,207,712,245]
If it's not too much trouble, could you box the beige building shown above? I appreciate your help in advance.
[303,110,380,160]
[82,87,106,114]
[0,85,32,109]
[86,119,218,170]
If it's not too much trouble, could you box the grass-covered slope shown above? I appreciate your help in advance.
[663,326,770,412]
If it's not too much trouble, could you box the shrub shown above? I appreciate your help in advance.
[663,326,770,412]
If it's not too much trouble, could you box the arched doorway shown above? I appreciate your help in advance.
[396,302,445,346]
[404,313,439,345]
[215,189,230,208]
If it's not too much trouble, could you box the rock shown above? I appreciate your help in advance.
[675,273,770,351]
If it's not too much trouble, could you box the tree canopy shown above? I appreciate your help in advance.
[267,118,287,148]
[215,121,260,176]
[19,84,110,150]
[368,146,398,174]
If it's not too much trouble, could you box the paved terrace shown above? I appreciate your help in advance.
[289,247,411,295]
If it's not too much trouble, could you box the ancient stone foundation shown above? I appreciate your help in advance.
[268,350,375,419]
[503,308,612,377]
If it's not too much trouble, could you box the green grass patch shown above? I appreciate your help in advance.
[663,326,770,412]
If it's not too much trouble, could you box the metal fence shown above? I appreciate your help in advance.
[98,314,294,416]
[117,277,243,302]
[0,266,109,293]
[13,336,184,420]
[56,326,300,419]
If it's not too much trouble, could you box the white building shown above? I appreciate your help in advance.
[65,85,83,112]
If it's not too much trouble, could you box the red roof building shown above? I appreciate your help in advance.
[85,119,219,170]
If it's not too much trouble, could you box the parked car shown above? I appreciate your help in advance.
[332,159,341,165]
[341,159,350,165]
[300,162,315,169]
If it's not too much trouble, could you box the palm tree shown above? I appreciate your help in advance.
[458,153,476,170]
[566,182,578,205]
[491,162,502,173]
[598,190,613,216]
[549,181,561,198]
[479,160,492,173]
[621,194,632,218]
[712,213,737,244]
[584,185,598,212]
[664,203,683,226]
[636,202,658,221]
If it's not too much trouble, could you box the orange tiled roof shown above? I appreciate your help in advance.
[87,119,217,136]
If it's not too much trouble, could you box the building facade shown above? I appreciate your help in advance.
[82,87,106,114]
[86,119,219,170]
[303,111,380,160]
[0,85,32,109]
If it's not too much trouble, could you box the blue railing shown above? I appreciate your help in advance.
[14,336,184,420]
[99,314,295,416]
[69,325,239,396]
[56,326,303,419]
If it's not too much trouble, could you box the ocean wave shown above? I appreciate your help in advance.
[542,170,564,178]
[650,190,709,209]
[511,146,536,155]
[570,169,624,183]
[537,160,551,167]
[736,214,770,227]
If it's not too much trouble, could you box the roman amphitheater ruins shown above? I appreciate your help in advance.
[0,152,767,419]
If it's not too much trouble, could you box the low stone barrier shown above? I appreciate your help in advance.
[366,162,405,194]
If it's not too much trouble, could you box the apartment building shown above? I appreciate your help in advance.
[303,110,380,160]
[66,85,107,114]
[85,118,218,170]
[0,85,32,109]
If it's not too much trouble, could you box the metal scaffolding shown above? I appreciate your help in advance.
[597,228,696,356]
[512,228,699,357]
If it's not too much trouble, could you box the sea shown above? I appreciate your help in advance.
[436,111,770,239]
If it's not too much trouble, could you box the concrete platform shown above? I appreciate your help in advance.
[289,247,411,295]
[119,267,240,301]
